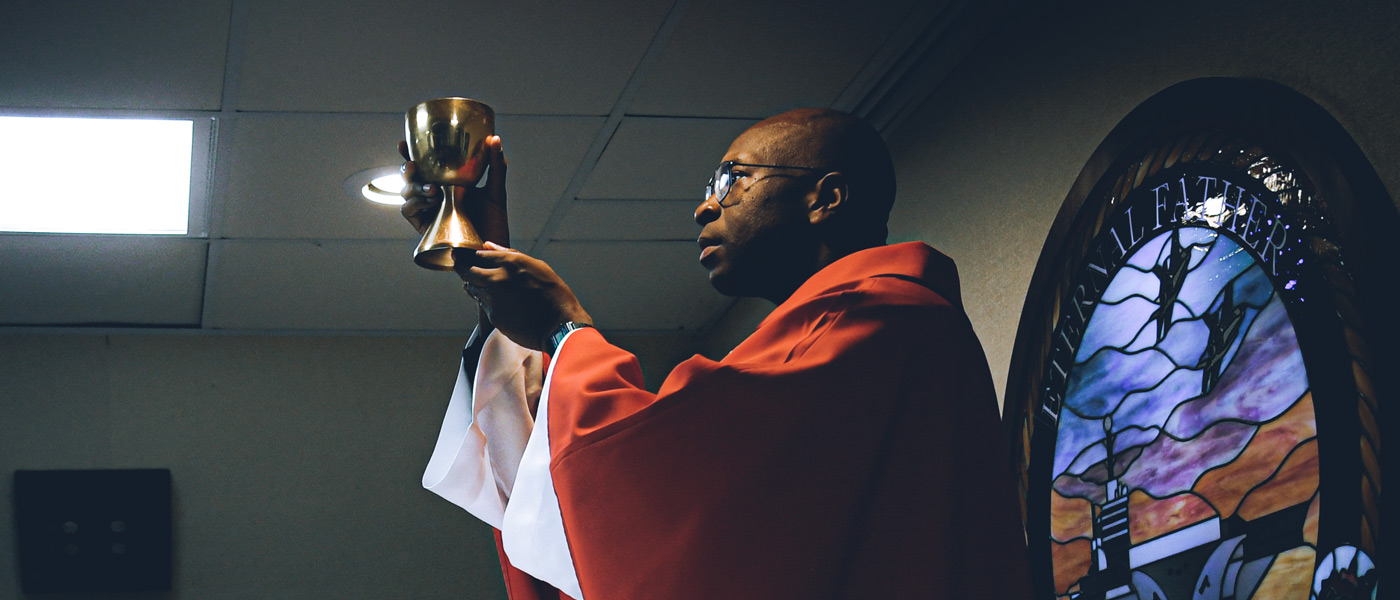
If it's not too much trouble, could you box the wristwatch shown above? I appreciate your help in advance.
[542,321,593,355]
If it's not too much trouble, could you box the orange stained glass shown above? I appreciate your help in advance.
[1236,439,1320,521]
[1127,490,1216,545]
[1194,392,1317,517]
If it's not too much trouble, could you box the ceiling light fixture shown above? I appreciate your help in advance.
[0,115,195,235]
[345,166,407,206]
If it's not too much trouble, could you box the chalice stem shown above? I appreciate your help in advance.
[414,186,484,270]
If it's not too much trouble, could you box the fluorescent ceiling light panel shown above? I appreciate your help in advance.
[0,116,194,234]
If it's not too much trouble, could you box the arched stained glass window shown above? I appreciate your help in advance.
[1007,79,1389,600]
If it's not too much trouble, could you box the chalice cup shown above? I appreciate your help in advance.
[405,97,495,270]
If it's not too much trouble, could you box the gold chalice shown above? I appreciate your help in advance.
[405,97,495,270]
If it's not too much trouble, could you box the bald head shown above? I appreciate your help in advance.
[744,108,897,248]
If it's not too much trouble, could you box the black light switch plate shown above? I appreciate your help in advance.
[14,469,173,593]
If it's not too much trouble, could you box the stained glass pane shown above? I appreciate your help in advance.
[1049,226,1318,600]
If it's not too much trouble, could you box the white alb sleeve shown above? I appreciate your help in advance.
[422,329,542,529]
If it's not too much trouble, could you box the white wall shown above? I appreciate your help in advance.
[884,0,1400,405]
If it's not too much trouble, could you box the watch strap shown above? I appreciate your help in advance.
[542,321,593,356]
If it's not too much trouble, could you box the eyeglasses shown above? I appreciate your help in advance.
[704,161,829,208]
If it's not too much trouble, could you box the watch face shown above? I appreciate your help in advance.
[1020,123,1381,600]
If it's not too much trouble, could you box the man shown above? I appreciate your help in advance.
[404,109,1032,599]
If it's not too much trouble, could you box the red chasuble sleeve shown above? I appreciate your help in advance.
[536,243,1032,599]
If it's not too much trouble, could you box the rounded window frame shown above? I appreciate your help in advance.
[1004,78,1391,596]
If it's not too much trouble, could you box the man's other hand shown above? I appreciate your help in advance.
[461,242,593,351]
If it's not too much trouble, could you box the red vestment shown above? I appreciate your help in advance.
[497,241,1032,599]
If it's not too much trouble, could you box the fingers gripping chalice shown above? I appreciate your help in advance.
[406,98,495,270]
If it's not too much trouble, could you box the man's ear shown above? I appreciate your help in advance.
[808,171,848,225]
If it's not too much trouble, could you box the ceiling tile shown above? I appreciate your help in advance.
[236,0,672,114]
[205,239,485,332]
[538,241,731,331]
[495,116,608,240]
[220,114,601,242]
[219,114,408,240]
[627,0,919,117]
[578,117,756,200]
[0,235,206,326]
[553,200,699,241]
[0,1,230,110]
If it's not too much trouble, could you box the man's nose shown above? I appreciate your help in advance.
[694,195,721,226]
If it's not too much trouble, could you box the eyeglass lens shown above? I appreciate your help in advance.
[705,163,733,206]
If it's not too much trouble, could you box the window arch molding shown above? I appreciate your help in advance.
[1005,77,1390,599]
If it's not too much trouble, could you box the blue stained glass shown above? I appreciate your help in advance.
[1184,243,1212,271]
[1176,242,1262,317]
[1174,226,1220,248]
[1064,440,1107,477]
[1052,407,1107,476]
[1115,367,1204,430]
[1075,296,1157,361]
[1170,303,1196,322]
[1063,346,1177,419]
[1101,266,1162,304]
[1136,317,1209,364]
[1125,231,1171,271]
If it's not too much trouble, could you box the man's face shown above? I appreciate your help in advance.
[694,124,816,301]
